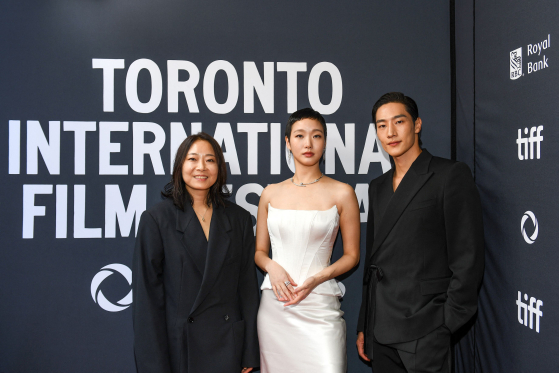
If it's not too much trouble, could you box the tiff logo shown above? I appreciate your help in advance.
[516,126,543,160]
[517,291,543,333]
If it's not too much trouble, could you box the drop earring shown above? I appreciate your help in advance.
[288,150,292,162]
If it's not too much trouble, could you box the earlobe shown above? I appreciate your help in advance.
[285,136,291,151]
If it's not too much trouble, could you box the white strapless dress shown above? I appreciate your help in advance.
[257,204,346,373]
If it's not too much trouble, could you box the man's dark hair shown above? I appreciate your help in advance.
[162,132,230,210]
[285,107,327,139]
[371,92,422,147]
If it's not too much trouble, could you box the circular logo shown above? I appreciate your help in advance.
[91,264,133,312]
[521,211,538,244]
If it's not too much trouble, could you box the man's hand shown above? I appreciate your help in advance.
[356,332,370,361]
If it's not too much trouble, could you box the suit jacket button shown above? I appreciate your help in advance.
[188,317,194,323]
[224,315,229,321]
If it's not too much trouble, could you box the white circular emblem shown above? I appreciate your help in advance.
[91,264,133,312]
[521,211,538,244]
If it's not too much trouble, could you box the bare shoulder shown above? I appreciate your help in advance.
[260,179,290,202]
[260,184,275,203]
[324,177,356,200]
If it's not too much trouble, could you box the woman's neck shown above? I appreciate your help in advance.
[188,188,210,208]
[293,163,323,184]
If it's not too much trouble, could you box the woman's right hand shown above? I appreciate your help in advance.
[266,260,298,302]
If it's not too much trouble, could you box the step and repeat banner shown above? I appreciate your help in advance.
[473,0,559,371]
[0,1,451,372]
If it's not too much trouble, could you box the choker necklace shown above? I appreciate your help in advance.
[291,173,324,187]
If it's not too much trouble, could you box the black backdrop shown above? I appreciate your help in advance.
[455,0,559,372]
[0,2,450,372]
[8,0,556,372]
[453,0,559,372]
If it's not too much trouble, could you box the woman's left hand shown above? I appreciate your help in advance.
[283,276,318,306]
[241,368,253,373]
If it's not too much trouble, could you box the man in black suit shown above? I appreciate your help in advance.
[356,92,484,372]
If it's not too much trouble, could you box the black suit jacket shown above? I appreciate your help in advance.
[132,198,260,373]
[357,150,484,345]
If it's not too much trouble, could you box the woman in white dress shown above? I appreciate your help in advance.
[255,108,361,373]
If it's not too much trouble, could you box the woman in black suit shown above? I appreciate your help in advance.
[132,132,260,373]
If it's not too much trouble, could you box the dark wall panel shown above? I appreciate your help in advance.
[0,1,451,372]
[473,0,559,371]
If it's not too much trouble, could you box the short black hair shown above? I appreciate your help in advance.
[371,92,422,147]
[285,108,327,139]
[162,132,230,210]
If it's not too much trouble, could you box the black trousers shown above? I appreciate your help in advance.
[371,324,451,373]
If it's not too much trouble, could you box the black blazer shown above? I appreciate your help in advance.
[132,198,260,373]
[357,150,484,344]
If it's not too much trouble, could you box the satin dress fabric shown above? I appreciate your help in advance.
[257,205,347,373]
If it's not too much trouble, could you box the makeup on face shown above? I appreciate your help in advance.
[287,118,325,164]
[182,140,219,193]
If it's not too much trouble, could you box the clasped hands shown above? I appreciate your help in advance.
[267,260,317,306]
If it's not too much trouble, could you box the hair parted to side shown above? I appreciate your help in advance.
[285,107,327,140]
[371,92,422,147]
[161,132,230,210]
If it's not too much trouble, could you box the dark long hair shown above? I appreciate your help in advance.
[161,132,230,210]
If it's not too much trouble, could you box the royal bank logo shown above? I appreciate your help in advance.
[521,211,538,244]
[510,34,551,80]
[91,264,133,312]
[516,291,543,333]
[510,47,522,80]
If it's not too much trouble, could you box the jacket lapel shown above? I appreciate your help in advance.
[190,204,232,314]
[370,150,434,259]
[176,204,206,276]
[374,170,395,238]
